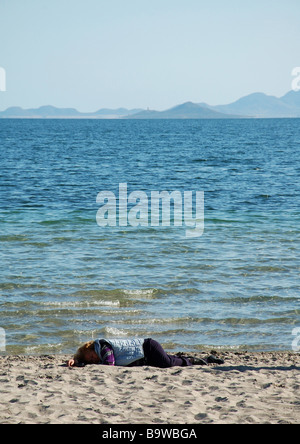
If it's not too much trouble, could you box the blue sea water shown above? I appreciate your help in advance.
[0,118,299,354]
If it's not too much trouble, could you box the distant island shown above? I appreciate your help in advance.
[1,90,300,119]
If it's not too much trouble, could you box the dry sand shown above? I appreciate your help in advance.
[0,351,299,424]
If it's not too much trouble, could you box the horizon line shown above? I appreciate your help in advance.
[0,89,298,114]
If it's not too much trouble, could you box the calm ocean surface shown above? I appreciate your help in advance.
[0,118,299,354]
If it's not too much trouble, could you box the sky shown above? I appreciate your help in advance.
[0,0,299,111]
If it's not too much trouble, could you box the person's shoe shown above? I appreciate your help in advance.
[189,357,208,366]
[206,355,224,364]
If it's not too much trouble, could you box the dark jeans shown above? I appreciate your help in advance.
[143,338,192,368]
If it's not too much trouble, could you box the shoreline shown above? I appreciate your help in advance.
[0,351,299,424]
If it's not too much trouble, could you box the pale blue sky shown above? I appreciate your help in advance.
[0,0,299,111]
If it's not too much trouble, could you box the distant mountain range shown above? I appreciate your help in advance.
[0,105,142,119]
[209,90,300,118]
[1,90,300,119]
[124,101,241,119]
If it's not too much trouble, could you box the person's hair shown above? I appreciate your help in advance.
[74,340,95,364]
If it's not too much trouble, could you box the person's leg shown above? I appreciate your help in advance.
[143,338,192,368]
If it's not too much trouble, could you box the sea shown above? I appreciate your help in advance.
[0,118,299,354]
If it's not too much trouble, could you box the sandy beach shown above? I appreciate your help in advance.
[0,351,299,424]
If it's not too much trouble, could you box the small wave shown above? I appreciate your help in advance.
[123,289,156,296]
[103,327,128,337]
[42,300,120,307]
[1,299,120,310]
[121,316,193,325]
[0,234,29,242]
[192,158,208,163]
[71,288,150,297]
[217,295,300,303]
[24,343,63,354]
[0,282,47,290]
[234,265,289,273]
[219,317,295,325]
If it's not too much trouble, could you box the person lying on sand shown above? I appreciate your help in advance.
[67,337,224,368]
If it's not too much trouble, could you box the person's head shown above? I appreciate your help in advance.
[73,340,100,366]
